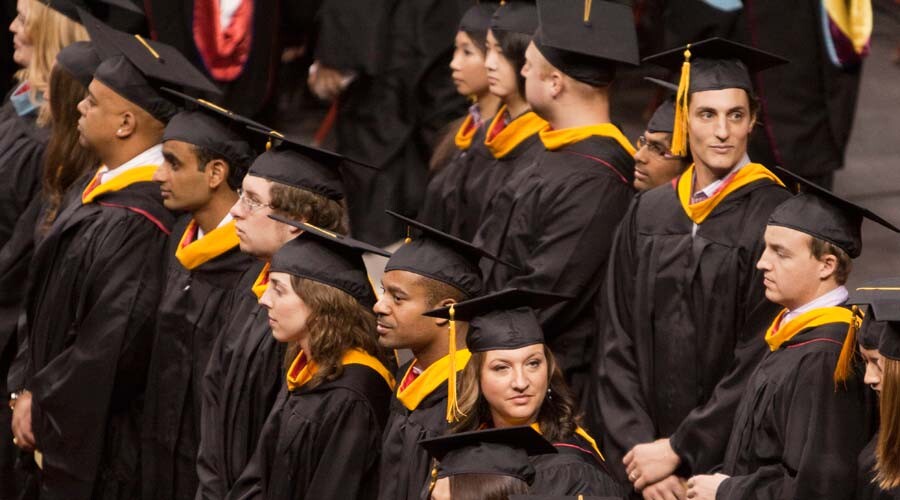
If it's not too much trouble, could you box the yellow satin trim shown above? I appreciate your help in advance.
[286,348,396,392]
[81,165,159,204]
[676,163,784,225]
[825,0,872,54]
[531,422,605,461]
[454,113,477,150]
[539,123,635,155]
[484,107,549,159]
[396,349,471,411]
[174,220,240,270]
[764,306,852,351]
[252,262,270,300]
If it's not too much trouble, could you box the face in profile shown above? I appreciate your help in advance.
[230,175,293,259]
[450,31,489,98]
[484,30,519,101]
[860,345,884,394]
[756,225,830,310]
[479,343,549,427]
[687,88,755,175]
[633,130,688,191]
[373,270,440,352]
[258,271,313,343]
[155,140,216,212]
[10,0,33,67]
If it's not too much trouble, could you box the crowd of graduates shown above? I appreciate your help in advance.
[0,1,899,500]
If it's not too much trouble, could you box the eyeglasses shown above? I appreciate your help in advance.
[237,189,272,212]
[636,135,682,159]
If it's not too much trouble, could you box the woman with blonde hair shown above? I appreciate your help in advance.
[425,289,625,497]
[227,219,396,500]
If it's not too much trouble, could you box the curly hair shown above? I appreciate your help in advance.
[268,183,347,234]
[452,345,579,443]
[283,276,388,388]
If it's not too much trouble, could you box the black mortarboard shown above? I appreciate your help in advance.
[161,88,269,163]
[268,215,390,308]
[419,426,556,485]
[55,41,101,88]
[768,167,900,259]
[80,10,220,122]
[533,0,639,86]
[459,2,498,33]
[643,38,787,156]
[44,0,143,24]
[246,128,376,201]
[383,211,515,299]
[846,278,900,360]
[491,1,537,36]
[424,288,571,352]
[643,77,677,134]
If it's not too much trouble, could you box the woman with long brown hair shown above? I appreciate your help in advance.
[425,289,625,497]
[226,220,395,500]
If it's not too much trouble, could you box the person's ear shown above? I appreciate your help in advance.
[431,297,457,327]
[116,111,136,138]
[206,159,229,190]
[549,71,564,99]
[818,253,838,281]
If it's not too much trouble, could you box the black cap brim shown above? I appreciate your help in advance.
[423,287,572,321]
[643,37,788,73]
[419,426,557,461]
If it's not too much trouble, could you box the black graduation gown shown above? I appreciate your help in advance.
[0,109,49,248]
[332,0,469,245]
[11,179,174,500]
[377,361,452,500]
[589,176,790,482]
[195,268,285,500]
[530,433,626,497]
[856,433,900,500]
[735,0,861,179]
[473,134,635,398]
[227,363,393,500]
[141,216,256,500]
[717,321,877,499]
[419,121,492,240]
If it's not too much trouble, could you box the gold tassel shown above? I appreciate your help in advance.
[404,225,412,244]
[834,305,863,386]
[134,34,161,60]
[583,0,592,23]
[671,45,691,157]
[446,305,462,422]
[266,138,273,151]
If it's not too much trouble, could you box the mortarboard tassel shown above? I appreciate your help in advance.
[671,45,691,157]
[834,305,863,386]
[134,34,162,61]
[583,0,592,24]
[446,304,463,422]
[404,225,412,244]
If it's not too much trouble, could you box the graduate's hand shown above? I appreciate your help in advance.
[685,473,728,500]
[624,438,681,490]
[11,391,35,451]
[308,62,348,101]
[641,475,687,500]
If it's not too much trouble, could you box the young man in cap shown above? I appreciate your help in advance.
[473,0,638,401]
[7,14,217,499]
[374,212,507,500]
[141,91,262,500]
[592,38,793,498]
[195,131,366,499]
[685,168,894,499]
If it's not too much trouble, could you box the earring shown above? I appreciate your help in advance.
[547,387,553,401]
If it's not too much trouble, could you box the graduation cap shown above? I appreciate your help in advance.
[419,426,556,488]
[643,77,679,134]
[847,278,900,360]
[79,9,220,122]
[43,0,143,24]
[268,214,390,308]
[491,1,538,36]
[161,88,270,165]
[245,127,376,201]
[768,166,900,259]
[532,0,639,87]
[55,41,101,88]
[459,2,498,34]
[424,288,571,352]
[643,37,788,156]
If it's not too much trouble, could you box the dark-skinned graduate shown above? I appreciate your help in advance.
[374,212,510,500]
[683,168,896,499]
[589,39,794,498]
[7,11,220,500]
[471,0,638,400]
[140,90,265,500]
[226,220,394,500]
[196,130,373,499]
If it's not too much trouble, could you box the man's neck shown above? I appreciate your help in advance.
[784,281,845,314]
[413,326,468,371]
[193,190,239,234]
[693,153,750,192]
[545,95,610,131]
[101,138,160,170]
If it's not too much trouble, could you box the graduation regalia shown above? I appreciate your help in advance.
[0,105,49,249]
[225,222,394,500]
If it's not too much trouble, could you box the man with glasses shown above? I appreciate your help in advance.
[196,130,359,499]
[587,39,793,499]
[633,96,691,192]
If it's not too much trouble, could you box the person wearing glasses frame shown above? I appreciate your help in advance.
[633,96,691,192]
